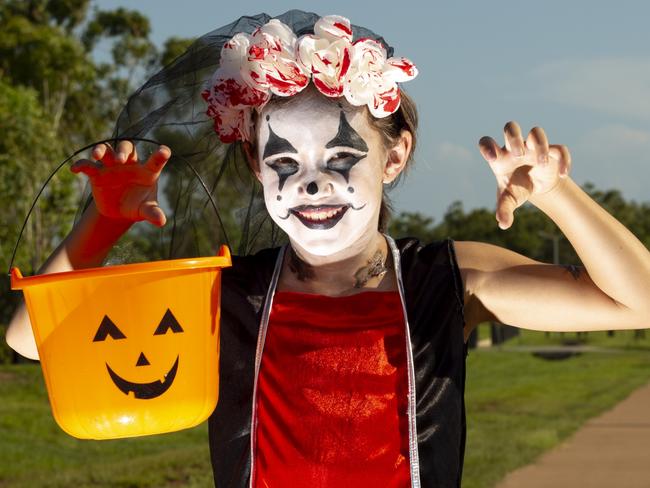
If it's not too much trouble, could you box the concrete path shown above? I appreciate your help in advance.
[496,381,650,488]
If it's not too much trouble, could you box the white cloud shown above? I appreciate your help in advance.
[576,124,650,157]
[570,124,650,203]
[432,141,475,164]
[530,57,650,120]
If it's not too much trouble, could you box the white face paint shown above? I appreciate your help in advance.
[256,94,387,257]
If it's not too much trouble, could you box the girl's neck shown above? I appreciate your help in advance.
[278,232,397,296]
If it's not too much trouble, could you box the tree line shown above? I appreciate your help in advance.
[389,183,650,266]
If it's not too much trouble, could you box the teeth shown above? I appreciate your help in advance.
[297,206,344,221]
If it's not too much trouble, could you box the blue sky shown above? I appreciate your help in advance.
[95,0,650,222]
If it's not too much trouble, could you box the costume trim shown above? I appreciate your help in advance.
[386,235,421,488]
[249,245,286,488]
[247,238,421,487]
[208,238,466,487]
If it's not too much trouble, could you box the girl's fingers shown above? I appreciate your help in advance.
[504,121,525,158]
[549,144,572,177]
[139,201,167,227]
[71,159,103,178]
[126,145,138,164]
[495,169,533,229]
[478,136,502,163]
[144,145,171,173]
[92,143,107,162]
[93,143,118,166]
[526,127,549,165]
[116,140,135,164]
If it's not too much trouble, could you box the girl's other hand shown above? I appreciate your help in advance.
[478,121,572,230]
[71,141,171,227]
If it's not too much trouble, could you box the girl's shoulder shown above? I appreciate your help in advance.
[394,236,465,311]
[394,236,457,267]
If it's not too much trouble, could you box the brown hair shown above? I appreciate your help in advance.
[366,90,418,231]
[245,84,419,232]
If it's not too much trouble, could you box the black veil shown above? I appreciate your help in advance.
[92,10,395,261]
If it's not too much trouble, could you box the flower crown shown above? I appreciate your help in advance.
[201,15,418,143]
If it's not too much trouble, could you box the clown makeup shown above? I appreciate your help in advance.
[256,95,388,257]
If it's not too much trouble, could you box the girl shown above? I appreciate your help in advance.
[6,11,650,488]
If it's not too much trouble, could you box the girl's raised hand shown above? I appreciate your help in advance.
[478,121,572,230]
[71,141,171,227]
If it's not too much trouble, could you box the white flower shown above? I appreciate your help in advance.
[201,15,419,142]
[344,39,418,117]
[296,16,353,97]
[204,34,270,109]
[242,19,309,97]
[201,64,263,142]
[313,15,353,43]
[200,96,251,143]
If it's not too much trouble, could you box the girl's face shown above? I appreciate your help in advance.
[255,96,388,256]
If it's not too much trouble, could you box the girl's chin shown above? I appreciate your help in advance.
[289,227,373,258]
[293,238,350,257]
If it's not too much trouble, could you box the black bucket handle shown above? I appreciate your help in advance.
[7,137,229,275]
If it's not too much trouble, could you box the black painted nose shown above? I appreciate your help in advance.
[306,182,318,195]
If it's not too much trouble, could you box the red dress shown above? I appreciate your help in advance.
[253,290,411,488]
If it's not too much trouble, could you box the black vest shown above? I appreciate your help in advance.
[209,238,467,487]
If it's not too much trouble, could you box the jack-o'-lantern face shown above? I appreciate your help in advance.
[92,309,184,400]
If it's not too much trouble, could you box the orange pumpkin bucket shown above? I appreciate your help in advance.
[10,245,231,440]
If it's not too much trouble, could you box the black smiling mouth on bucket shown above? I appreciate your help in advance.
[105,356,179,400]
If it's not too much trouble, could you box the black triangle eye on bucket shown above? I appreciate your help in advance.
[7,137,230,276]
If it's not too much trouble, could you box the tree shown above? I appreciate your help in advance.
[0,0,159,146]
[0,2,161,363]
[0,80,78,362]
[389,182,650,265]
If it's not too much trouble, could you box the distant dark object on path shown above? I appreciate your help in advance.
[533,350,582,361]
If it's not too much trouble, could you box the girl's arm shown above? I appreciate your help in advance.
[456,123,650,335]
[6,202,133,359]
[5,142,170,359]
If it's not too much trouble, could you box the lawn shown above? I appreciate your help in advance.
[0,364,214,487]
[463,344,650,488]
[1,337,650,487]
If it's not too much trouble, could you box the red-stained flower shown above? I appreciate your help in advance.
[344,38,418,117]
[202,15,418,142]
[242,19,309,97]
[297,16,353,97]
[201,90,252,143]
[313,15,353,43]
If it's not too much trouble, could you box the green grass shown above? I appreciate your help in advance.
[463,348,650,488]
[2,347,650,487]
[0,365,213,487]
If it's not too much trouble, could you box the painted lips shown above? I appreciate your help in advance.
[290,204,350,230]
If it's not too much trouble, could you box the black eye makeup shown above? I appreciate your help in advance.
[326,111,369,153]
[266,157,299,191]
[263,124,298,160]
[326,152,364,183]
